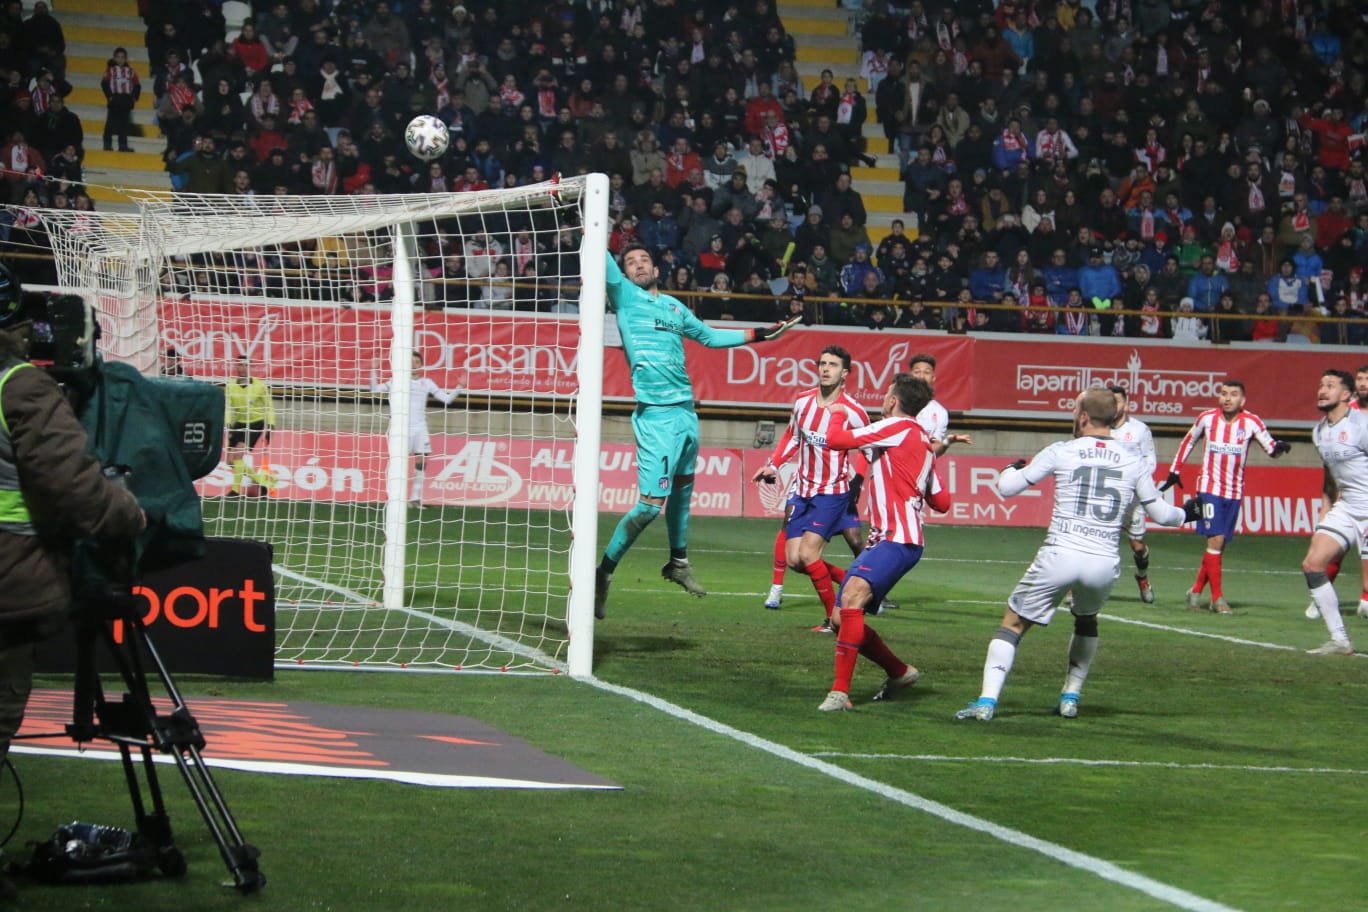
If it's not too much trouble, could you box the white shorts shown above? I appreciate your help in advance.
[1008,546,1120,626]
[1315,502,1368,557]
[1122,498,1146,540]
[409,429,431,456]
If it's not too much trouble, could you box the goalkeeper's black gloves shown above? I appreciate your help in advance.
[1271,440,1292,457]
[264,428,273,445]
[1159,471,1182,492]
[1181,498,1204,523]
[749,315,802,343]
[847,474,864,511]
[1003,458,1028,472]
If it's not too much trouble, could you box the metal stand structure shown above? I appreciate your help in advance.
[30,591,265,892]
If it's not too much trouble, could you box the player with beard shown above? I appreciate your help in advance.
[594,244,800,619]
[1307,363,1368,622]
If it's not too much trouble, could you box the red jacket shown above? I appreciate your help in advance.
[1299,113,1353,171]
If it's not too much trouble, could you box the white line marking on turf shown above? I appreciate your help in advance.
[809,753,1368,776]
[585,676,1244,912]
[949,600,1367,658]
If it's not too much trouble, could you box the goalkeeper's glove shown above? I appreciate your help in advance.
[1003,458,1027,472]
[1271,440,1292,457]
[847,474,864,511]
[749,315,802,343]
[1181,498,1204,523]
[1159,471,1182,492]
[263,428,272,445]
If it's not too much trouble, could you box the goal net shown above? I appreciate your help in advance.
[20,175,608,677]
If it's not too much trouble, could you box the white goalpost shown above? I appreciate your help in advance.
[25,174,608,678]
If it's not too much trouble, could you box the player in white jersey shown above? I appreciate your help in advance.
[1109,386,1159,603]
[956,389,1195,722]
[1164,380,1289,614]
[1308,363,1368,621]
[907,353,973,457]
[371,352,459,507]
[754,346,870,630]
[1300,370,1368,655]
[815,373,950,711]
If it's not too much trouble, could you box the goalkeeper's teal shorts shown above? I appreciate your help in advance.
[631,402,699,498]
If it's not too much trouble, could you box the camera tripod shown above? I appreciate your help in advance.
[23,589,265,893]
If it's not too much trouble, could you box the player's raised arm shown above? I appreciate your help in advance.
[998,447,1055,496]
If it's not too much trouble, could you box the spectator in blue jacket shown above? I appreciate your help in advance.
[839,243,882,297]
[1291,235,1324,280]
[990,118,1033,172]
[638,200,682,260]
[1040,247,1079,306]
[1184,255,1228,312]
[968,249,1008,301]
[1077,247,1122,304]
[1267,259,1309,312]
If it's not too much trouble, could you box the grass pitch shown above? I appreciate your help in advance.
[8,515,1368,911]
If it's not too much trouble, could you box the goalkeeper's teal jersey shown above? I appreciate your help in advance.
[606,251,750,406]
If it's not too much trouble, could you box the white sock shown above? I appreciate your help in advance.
[1310,582,1350,643]
[410,465,426,503]
[981,637,1017,702]
[1064,634,1099,695]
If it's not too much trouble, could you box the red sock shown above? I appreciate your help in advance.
[1204,550,1224,600]
[858,626,906,677]
[805,560,836,619]
[1193,559,1208,594]
[1327,559,1341,583]
[827,563,846,585]
[771,528,787,586]
[833,607,864,694]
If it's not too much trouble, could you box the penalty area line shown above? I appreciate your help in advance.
[584,675,1244,912]
[810,752,1368,776]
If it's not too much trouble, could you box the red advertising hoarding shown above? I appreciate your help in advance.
[161,300,1335,424]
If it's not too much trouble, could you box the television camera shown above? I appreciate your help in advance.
[4,279,265,892]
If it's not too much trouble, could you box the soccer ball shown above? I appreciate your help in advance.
[405,114,450,161]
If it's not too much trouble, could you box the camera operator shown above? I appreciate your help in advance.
[0,267,146,769]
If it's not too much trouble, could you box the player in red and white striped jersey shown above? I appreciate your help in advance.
[1166,379,1289,613]
[813,373,950,711]
[754,346,869,629]
[1308,363,1368,621]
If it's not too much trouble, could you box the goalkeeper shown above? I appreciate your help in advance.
[595,244,800,620]
[224,356,276,496]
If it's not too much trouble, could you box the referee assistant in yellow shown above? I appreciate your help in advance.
[225,356,276,496]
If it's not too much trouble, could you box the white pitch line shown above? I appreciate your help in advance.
[584,675,1244,912]
[810,753,1368,776]
[949,599,1367,658]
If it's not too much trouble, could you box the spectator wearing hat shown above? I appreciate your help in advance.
[1171,297,1208,341]
[827,210,870,267]
[711,168,752,219]
[792,205,829,264]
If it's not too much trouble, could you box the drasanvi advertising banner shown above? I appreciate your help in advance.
[161,299,1329,423]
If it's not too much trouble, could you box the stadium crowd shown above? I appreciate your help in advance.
[0,0,1367,343]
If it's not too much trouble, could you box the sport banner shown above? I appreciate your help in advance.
[160,299,1334,422]
[201,433,1325,536]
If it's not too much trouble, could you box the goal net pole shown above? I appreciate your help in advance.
[568,172,608,679]
[382,221,416,612]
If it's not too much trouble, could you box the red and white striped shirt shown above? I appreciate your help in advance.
[826,415,945,545]
[1168,408,1277,500]
[768,388,869,497]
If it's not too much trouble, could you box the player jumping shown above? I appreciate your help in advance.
[595,244,800,620]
